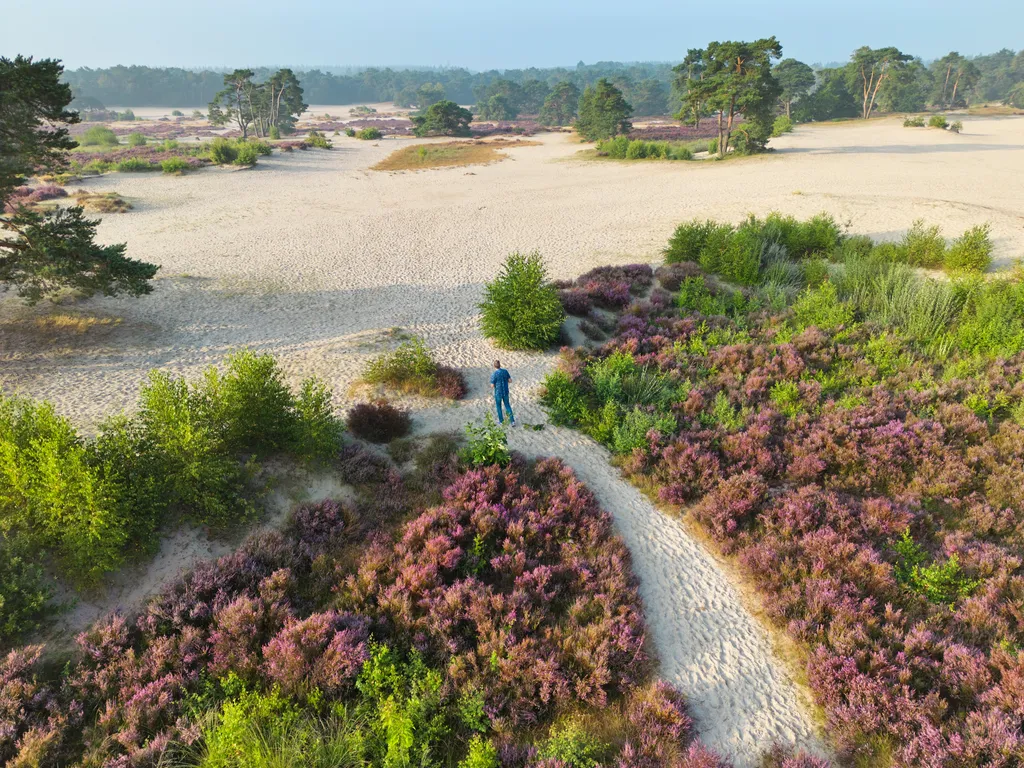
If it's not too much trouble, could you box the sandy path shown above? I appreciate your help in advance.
[419,394,828,767]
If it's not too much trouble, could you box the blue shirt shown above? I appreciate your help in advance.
[490,368,511,397]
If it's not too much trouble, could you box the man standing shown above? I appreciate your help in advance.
[490,360,515,427]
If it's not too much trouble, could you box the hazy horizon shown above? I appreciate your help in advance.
[3,0,1020,71]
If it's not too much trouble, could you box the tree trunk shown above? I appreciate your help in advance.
[950,70,962,109]
[940,63,952,108]
[861,66,872,119]
[722,95,736,158]
[786,99,792,119]
[717,110,724,159]
[866,70,886,120]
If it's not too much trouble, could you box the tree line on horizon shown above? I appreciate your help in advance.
[63,47,1024,117]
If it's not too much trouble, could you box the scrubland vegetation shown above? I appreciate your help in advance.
[362,336,467,400]
[372,140,538,171]
[0,348,808,768]
[541,213,1024,764]
[0,351,342,638]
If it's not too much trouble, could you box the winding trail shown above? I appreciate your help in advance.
[419,397,830,767]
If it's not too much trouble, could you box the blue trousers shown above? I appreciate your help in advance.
[494,391,514,423]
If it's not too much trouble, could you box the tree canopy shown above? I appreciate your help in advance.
[208,68,307,138]
[575,78,633,141]
[683,38,783,158]
[411,100,473,137]
[773,59,815,118]
[539,82,581,126]
[847,46,912,119]
[0,55,157,304]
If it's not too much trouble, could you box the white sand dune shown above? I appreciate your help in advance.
[4,115,1024,764]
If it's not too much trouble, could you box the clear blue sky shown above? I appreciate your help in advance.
[3,0,1019,70]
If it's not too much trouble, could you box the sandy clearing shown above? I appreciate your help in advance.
[5,115,1024,763]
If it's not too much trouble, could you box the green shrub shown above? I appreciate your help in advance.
[308,130,333,148]
[893,530,979,607]
[720,217,764,285]
[479,251,565,350]
[793,282,855,331]
[83,159,114,174]
[268,125,281,140]
[208,138,238,165]
[540,369,591,426]
[949,120,964,134]
[248,139,274,156]
[0,395,132,584]
[540,719,608,768]
[171,109,184,117]
[460,415,510,467]
[0,536,50,641]
[345,128,356,137]
[707,138,718,154]
[460,736,499,768]
[233,142,260,166]
[356,127,383,140]
[928,114,949,129]
[116,157,156,172]
[126,132,147,146]
[79,125,119,146]
[665,219,719,264]
[899,220,946,267]
[363,336,441,395]
[799,212,844,256]
[903,116,925,127]
[769,380,803,416]
[207,350,301,456]
[160,156,191,174]
[294,378,345,462]
[945,224,993,272]
[611,407,676,454]
[137,371,255,526]
[162,139,180,151]
[771,115,794,136]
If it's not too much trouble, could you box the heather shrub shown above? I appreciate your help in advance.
[435,365,467,400]
[346,400,411,443]
[479,251,565,350]
[355,127,382,140]
[929,114,949,129]
[460,414,510,467]
[560,289,593,316]
[79,126,118,146]
[654,261,702,291]
[336,442,391,486]
[945,224,993,272]
[161,156,191,174]
[126,132,147,146]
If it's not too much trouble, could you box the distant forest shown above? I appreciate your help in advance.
[63,48,1024,117]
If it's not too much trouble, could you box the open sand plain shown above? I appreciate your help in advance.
[4,114,1024,766]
